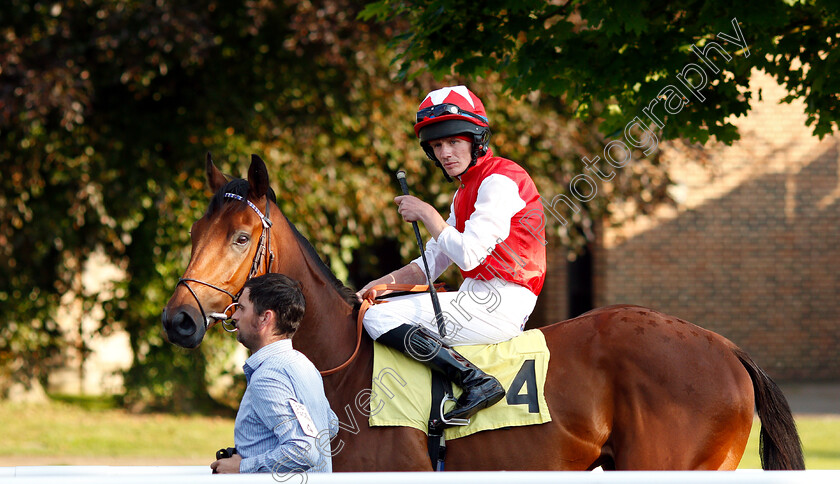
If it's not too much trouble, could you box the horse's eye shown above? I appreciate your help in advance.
[235,234,250,245]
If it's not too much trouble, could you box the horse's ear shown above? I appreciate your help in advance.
[248,154,270,199]
[206,152,228,193]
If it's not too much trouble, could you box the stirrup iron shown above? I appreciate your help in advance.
[439,394,469,427]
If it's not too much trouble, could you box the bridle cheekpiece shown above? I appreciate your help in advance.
[175,192,274,332]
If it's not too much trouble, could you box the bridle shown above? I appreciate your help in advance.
[176,192,274,332]
[173,190,364,377]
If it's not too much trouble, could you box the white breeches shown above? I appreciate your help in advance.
[362,277,538,346]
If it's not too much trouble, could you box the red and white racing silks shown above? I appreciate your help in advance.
[364,85,547,346]
[363,150,547,346]
[428,149,547,296]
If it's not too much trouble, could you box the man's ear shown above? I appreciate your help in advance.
[258,309,276,330]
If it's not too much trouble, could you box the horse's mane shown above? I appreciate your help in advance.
[285,219,361,311]
[208,178,360,311]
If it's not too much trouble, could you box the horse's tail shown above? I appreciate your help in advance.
[732,346,805,470]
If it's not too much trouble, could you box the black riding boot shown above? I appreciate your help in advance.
[376,324,505,423]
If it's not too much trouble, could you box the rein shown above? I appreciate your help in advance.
[318,283,445,376]
[176,193,274,330]
[176,194,440,376]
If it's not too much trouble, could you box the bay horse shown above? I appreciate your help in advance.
[162,154,804,471]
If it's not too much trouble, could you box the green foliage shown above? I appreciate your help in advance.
[1,0,548,409]
[0,0,722,410]
[362,0,840,143]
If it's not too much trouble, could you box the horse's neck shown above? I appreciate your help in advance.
[273,223,360,379]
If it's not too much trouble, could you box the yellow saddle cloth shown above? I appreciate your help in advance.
[368,329,552,439]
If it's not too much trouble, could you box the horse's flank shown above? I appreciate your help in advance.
[162,155,804,471]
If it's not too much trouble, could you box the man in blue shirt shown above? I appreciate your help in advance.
[211,273,338,474]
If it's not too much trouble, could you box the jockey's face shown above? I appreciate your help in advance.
[430,136,472,178]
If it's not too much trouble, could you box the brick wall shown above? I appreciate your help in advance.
[529,235,568,328]
[589,72,840,381]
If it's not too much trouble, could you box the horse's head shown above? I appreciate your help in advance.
[162,153,275,348]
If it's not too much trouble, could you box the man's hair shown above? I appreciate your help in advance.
[242,273,306,337]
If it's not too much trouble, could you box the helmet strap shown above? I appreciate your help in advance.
[456,131,489,178]
[435,159,454,182]
[422,128,490,182]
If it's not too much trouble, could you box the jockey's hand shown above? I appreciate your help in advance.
[356,263,428,301]
[356,274,397,301]
[395,195,434,223]
[395,196,448,239]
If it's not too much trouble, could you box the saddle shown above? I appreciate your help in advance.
[369,330,552,438]
[359,284,552,470]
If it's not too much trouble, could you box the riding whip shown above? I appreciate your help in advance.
[396,170,447,338]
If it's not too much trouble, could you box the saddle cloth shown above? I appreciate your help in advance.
[368,329,552,439]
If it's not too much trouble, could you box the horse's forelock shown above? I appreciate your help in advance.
[203,179,357,310]
[206,178,277,217]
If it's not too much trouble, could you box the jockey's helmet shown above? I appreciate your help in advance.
[414,86,491,180]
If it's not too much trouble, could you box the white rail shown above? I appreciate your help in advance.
[1,465,209,477]
[1,469,839,484]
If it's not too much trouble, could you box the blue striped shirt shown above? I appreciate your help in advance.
[235,339,338,474]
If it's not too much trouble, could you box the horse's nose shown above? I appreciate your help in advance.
[162,306,204,348]
[172,310,198,337]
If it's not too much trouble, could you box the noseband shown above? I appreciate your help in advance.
[176,193,274,331]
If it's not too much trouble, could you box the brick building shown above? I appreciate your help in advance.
[531,72,840,381]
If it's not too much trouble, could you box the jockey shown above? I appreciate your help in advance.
[357,85,547,424]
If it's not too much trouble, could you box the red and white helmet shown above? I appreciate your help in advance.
[414,86,491,178]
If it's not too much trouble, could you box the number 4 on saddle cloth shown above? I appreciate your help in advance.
[369,328,552,439]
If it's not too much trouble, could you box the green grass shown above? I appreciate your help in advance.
[2,397,838,468]
[1,397,234,465]
[738,417,840,469]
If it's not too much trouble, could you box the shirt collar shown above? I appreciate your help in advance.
[243,338,293,382]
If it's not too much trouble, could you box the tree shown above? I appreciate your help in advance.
[4,0,634,409]
[362,0,840,143]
